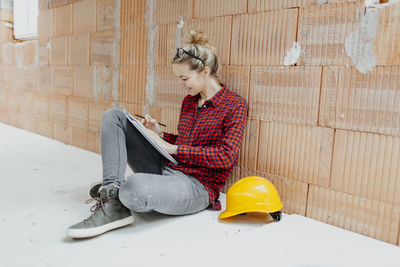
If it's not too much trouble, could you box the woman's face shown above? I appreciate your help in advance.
[172,63,206,96]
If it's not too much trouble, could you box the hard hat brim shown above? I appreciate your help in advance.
[219,210,245,219]
[218,202,283,219]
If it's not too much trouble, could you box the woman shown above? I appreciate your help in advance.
[66,31,248,238]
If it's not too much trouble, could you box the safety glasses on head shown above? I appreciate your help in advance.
[176,48,205,65]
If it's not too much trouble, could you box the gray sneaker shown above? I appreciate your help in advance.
[66,185,134,239]
[89,182,102,198]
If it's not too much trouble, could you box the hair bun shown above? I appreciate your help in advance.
[188,30,209,46]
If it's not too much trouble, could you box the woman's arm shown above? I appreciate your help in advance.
[174,103,248,168]
[141,114,178,145]
[162,132,178,144]
[145,130,178,154]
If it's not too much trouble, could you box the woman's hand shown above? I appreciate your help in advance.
[141,114,163,137]
[145,128,178,154]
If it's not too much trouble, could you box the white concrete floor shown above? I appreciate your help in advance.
[0,122,399,267]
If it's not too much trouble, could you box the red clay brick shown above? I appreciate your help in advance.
[38,66,54,94]
[155,0,193,24]
[231,9,298,65]
[239,118,260,170]
[19,115,37,133]
[74,0,97,33]
[32,94,49,120]
[37,119,54,139]
[248,0,359,12]
[307,185,400,245]
[21,66,37,92]
[14,44,23,66]
[154,65,184,109]
[3,66,17,89]
[53,4,73,37]
[297,1,362,65]
[50,36,68,66]
[93,65,115,102]
[331,130,400,205]
[257,121,334,187]
[319,66,400,136]
[90,30,115,65]
[120,0,146,27]
[67,96,89,129]
[88,100,110,132]
[37,9,52,40]
[19,91,34,114]
[375,2,400,65]
[22,41,37,65]
[13,67,24,91]
[183,16,232,66]
[49,95,67,124]
[154,23,175,66]
[54,66,74,96]
[38,40,49,65]
[249,66,321,126]
[2,43,15,65]
[71,126,89,149]
[119,26,147,65]
[97,0,116,31]
[50,0,74,9]
[69,33,90,65]
[87,130,100,153]
[54,122,72,144]
[220,65,250,102]
[0,23,13,43]
[194,0,246,18]
[74,66,94,98]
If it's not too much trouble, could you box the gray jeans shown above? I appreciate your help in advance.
[100,108,210,215]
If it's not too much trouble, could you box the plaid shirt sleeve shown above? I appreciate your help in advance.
[162,132,178,144]
[174,102,247,168]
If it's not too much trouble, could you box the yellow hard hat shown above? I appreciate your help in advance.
[219,176,283,220]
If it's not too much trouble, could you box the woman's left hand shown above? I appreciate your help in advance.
[145,128,178,154]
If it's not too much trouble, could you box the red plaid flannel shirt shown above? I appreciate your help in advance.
[162,85,248,210]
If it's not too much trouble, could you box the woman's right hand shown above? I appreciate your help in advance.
[141,114,163,137]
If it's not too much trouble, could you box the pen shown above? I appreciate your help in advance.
[134,114,167,127]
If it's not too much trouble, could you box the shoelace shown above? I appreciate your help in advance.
[85,197,107,216]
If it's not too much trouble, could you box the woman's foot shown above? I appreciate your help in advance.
[89,182,102,198]
[66,185,134,239]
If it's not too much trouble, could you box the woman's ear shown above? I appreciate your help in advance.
[201,66,210,77]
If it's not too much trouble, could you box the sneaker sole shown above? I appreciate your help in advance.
[66,216,134,239]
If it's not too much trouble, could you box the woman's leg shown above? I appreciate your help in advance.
[119,167,210,215]
[103,108,209,215]
[101,107,165,188]
[66,108,166,239]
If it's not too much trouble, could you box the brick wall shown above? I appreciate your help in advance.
[149,0,400,245]
[0,0,119,153]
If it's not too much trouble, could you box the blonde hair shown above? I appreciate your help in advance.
[172,30,219,78]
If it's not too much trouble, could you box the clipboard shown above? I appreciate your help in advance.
[119,105,178,165]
